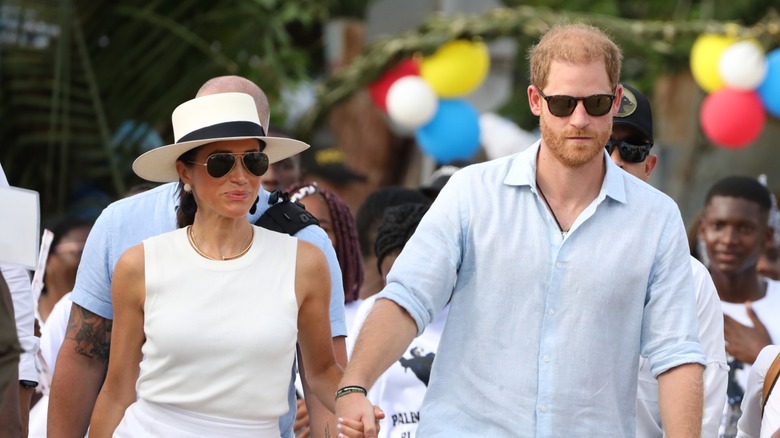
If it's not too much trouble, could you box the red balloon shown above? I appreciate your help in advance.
[368,59,420,111]
[700,88,766,149]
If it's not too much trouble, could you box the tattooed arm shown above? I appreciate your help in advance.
[47,303,112,437]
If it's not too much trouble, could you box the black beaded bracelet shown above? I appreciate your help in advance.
[335,385,367,400]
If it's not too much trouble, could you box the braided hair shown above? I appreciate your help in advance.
[289,183,364,303]
[355,187,430,258]
[374,203,430,274]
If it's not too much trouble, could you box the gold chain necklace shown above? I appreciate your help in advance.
[187,225,254,261]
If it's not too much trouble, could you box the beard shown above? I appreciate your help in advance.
[540,116,611,169]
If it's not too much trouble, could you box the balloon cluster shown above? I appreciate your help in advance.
[691,34,780,149]
[368,40,489,164]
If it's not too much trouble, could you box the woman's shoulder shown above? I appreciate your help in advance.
[756,345,780,373]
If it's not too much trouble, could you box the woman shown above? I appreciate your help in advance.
[89,92,363,437]
[289,182,363,327]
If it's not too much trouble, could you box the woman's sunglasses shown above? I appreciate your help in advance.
[535,86,616,117]
[189,151,269,178]
[605,140,652,163]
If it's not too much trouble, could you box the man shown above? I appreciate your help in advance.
[337,24,705,437]
[0,270,24,437]
[260,126,303,193]
[0,163,38,437]
[607,83,729,437]
[697,175,780,437]
[48,76,348,438]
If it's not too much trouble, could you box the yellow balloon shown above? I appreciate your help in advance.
[421,40,490,98]
[690,33,737,93]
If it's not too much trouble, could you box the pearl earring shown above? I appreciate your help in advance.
[183,183,192,193]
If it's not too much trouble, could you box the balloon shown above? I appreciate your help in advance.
[757,48,780,118]
[420,40,490,98]
[368,59,420,111]
[385,76,438,129]
[718,40,767,90]
[690,34,737,93]
[415,99,481,163]
[700,88,765,149]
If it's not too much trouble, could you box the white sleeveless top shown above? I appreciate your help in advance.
[136,225,298,421]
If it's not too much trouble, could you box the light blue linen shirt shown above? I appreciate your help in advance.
[70,182,346,437]
[379,141,706,437]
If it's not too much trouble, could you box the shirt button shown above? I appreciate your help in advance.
[555,262,563,269]
[543,355,550,363]
[540,404,548,413]
[548,308,555,316]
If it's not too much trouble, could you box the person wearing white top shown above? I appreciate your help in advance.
[88,91,348,437]
[737,345,780,437]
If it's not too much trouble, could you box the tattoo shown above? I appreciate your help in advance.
[65,304,112,362]
[325,424,330,438]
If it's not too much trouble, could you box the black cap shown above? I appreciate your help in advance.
[419,165,462,198]
[300,146,366,184]
[613,83,653,145]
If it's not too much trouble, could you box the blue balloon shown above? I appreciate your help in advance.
[415,99,480,164]
[757,48,780,118]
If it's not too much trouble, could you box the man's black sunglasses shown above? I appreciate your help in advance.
[189,151,269,178]
[535,86,616,117]
[605,140,652,163]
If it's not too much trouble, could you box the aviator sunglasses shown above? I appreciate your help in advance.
[535,86,616,117]
[189,151,269,178]
[605,140,652,163]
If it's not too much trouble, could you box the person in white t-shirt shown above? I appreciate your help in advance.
[607,83,728,438]
[349,202,436,438]
[698,175,780,438]
[737,344,780,437]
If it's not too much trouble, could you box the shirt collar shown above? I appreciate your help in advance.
[502,139,627,205]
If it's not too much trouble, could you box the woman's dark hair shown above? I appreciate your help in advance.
[374,203,429,274]
[288,183,364,303]
[46,216,94,258]
[175,148,199,228]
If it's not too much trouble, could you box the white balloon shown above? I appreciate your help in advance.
[386,76,438,129]
[718,40,768,90]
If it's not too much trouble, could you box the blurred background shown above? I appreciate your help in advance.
[1,0,779,227]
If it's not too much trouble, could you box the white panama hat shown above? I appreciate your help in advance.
[132,92,309,182]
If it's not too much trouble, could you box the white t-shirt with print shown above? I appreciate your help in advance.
[348,296,449,438]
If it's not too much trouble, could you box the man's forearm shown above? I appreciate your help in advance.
[19,385,33,437]
[341,298,417,389]
[48,304,111,438]
[0,370,21,438]
[48,341,108,437]
[658,362,704,438]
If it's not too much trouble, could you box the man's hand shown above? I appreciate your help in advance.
[724,303,772,364]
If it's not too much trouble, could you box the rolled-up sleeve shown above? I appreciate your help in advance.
[641,208,706,377]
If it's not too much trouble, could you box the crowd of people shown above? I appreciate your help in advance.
[0,22,779,438]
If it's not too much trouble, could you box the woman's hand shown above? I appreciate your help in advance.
[335,397,385,438]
